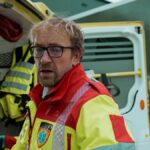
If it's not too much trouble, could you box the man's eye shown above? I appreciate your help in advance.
[50,47,62,53]
[36,47,44,52]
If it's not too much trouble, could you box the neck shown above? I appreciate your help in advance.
[42,87,49,99]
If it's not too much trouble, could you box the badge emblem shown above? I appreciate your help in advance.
[37,122,53,147]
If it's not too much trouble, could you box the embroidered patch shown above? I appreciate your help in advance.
[37,122,53,148]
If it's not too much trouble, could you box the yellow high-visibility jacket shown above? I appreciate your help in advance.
[0,43,36,121]
[11,64,135,150]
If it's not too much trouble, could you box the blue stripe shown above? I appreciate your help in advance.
[0,135,5,149]
[8,71,31,80]
[16,62,34,70]
[2,81,28,91]
[93,143,135,150]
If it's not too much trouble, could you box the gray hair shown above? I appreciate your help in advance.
[29,16,84,57]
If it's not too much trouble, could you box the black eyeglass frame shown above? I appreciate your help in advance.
[30,45,74,58]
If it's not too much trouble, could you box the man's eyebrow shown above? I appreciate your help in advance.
[33,43,61,46]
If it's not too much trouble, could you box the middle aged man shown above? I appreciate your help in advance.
[1,16,135,150]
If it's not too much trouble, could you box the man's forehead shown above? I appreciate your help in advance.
[33,26,71,45]
[36,26,68,36]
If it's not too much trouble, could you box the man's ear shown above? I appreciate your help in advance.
[72,49,82,65]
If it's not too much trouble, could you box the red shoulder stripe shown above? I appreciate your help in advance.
[109,115,134,143]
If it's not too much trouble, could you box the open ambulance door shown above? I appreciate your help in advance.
[0,0,53,81]
[80,21,150,150]
[0,0,53,135]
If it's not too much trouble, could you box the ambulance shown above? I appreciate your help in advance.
[0,0,149,149]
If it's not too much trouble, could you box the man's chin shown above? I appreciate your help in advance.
[40,79,55,87]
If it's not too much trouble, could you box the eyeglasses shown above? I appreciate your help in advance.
[30,45,74,58]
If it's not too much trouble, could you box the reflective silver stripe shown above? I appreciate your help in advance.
[2,81,28,91]
[52,83,90,150]
[16,62,34,70]
[8,71,31,80]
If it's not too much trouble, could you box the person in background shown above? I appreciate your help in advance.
[1,16,135,150]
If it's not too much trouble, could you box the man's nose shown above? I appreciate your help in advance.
[40,50,52,63]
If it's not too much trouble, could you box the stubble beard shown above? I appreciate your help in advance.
[39,71,58,89]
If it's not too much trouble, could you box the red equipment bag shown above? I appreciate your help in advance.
[0,15,22,42]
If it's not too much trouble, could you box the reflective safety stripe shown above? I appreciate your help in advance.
[16,62,34,70]
[2,81,28,92]
[0,61,35,94]
[52,83,90,150]
[93,142,135,150]
[8,71,30,80]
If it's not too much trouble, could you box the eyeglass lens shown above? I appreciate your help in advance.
[32,46,63,58]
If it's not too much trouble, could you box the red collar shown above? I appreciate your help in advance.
[29,64,87,106]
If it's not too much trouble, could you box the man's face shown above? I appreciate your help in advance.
[33,27,80,90]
